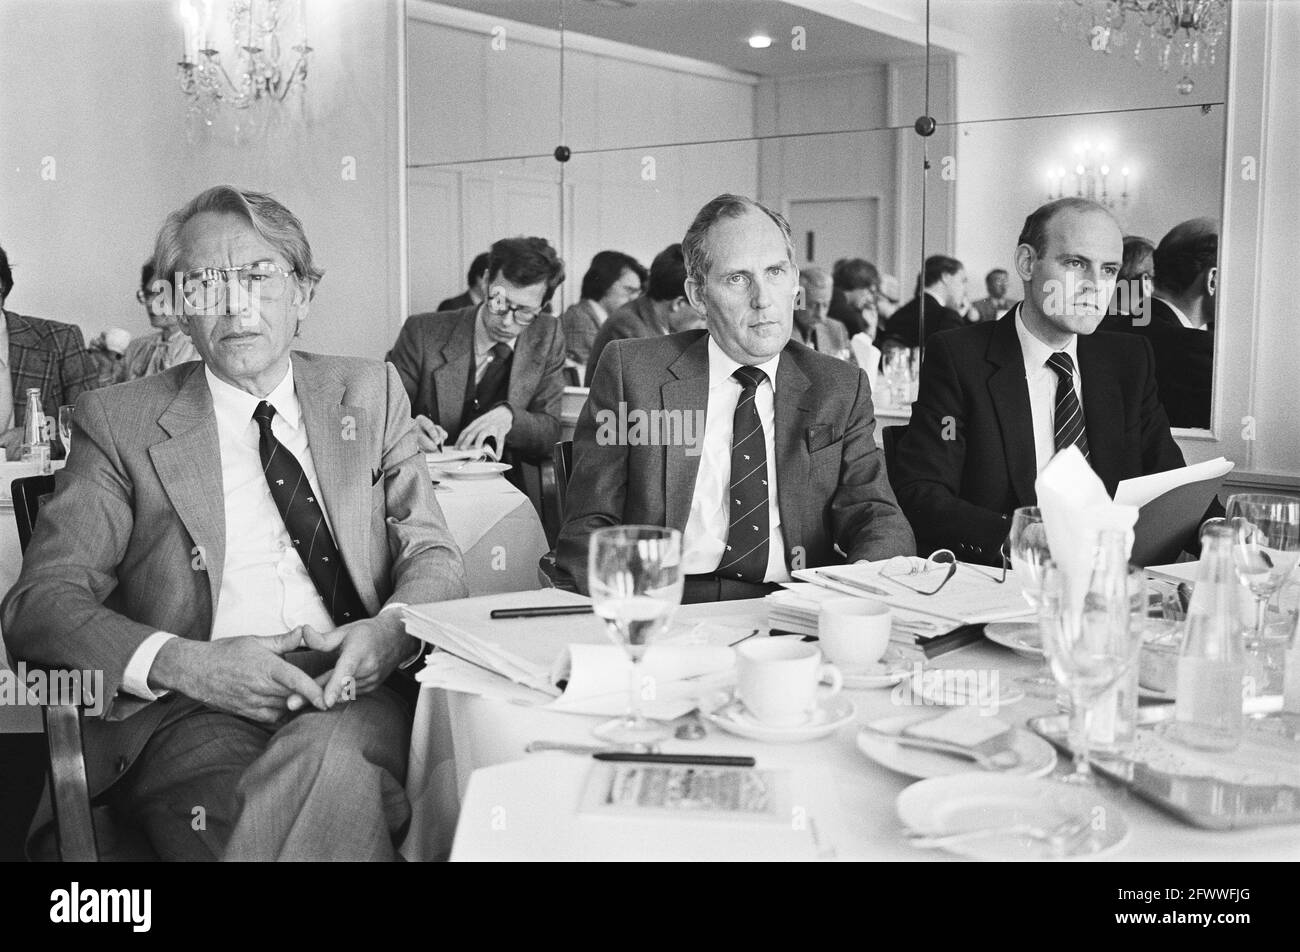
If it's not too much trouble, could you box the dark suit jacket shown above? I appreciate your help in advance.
[828,289,869,338]
[436,291,474,312]
[584,295,666,387]
[1131,298,1213,429]
[386,305,564,459]
[556,330,916,592]
[892,309,1186,563]
[4,310,100,428]
[881,293,964,349]
[1,353,467,803]
[559,298,604,366]
[794,317,851,357]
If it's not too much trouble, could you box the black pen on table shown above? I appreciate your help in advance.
[490,605,595,619]
[593,752,756,767]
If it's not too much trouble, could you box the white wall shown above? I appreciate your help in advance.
[0,0,403,360]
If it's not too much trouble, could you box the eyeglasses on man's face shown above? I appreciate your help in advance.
[180,262,297,312]
[486,285,543,326]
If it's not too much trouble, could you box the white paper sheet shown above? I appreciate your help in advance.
[1114,456,1234,509]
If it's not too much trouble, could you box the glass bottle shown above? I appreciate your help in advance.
[19,388,51,474]
[1083,529,1138,755]
[1172,523,1246,750]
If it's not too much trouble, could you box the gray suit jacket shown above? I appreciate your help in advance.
[387,306,565,459]
[1,352,467,798]
[556,330,915,592]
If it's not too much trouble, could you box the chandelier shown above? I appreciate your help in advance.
[1046,141,1133,210]
[1057,0,1228,94]
[177,0,312,134]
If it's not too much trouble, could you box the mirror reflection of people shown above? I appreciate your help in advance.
[0,242,101,459]
[560,250,646,368]
[880,255,967,348]
[970,268,1013,323]
[792,266,850,359]
[1098,235,1155,332]
[388,236,567,460]
[892,198,1189,564]
[118,260,200,382]
[436,251,490,312]
[828,257,880,339]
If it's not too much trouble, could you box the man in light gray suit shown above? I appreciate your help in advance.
[556,194,914,602]
[2,185,467,860]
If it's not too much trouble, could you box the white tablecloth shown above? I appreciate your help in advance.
[402,596,1300,862]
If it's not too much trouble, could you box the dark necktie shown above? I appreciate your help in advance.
[252,401,367,626]
[474,342,512,411]
[1047,352,1090,460]
[716,366,770,584]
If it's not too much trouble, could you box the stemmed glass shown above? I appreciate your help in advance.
[1038,538,1144,785]
[881,347,912,408]
[1007,506,1056,696]
[587,526,684,744]
[1224,495,1300,688]
[57,405,75,458]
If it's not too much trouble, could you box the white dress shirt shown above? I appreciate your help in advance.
[1015,307,1084,477]
[681,336,789,583]
[122,364,337,699]
[472,308,517,384]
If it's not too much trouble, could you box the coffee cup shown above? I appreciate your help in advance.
[735,638,842,727]
[818,598,892,668]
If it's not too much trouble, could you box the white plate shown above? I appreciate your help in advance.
[431,461,512,479]
[425,450,485,464]
[908,671,1025,708]
[857,713,1057,780]
[984,621,1044,659]
[896,773,1129,860]
[707,695,856,743]
[840,646,915,689]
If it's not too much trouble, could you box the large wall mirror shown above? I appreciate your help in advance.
[404,0,1230,440]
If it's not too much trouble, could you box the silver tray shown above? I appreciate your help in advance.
[1027,704,1300,830]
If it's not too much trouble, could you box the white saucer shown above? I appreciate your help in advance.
[707,695,856,743]
[908,671,1025,708]
[840,646,915,689]
[432,461,512,479]
[896,773,1129,860]
[857,713,1057,780]
[984,621,1044,659]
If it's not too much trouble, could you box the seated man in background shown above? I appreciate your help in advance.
[558,194,914,602]
[118,259,200,381]
[0,243,101,459]
[1097,234,1155,332]
[436,251,489,312]
[970,268,1013,324]
[891,197,1186,563]
[827,257,880,339]
[560,250,645,368]
[584,243,703,385]
[388,236,566,461]
[2,185,467,860]
[792,266,850,359]
[881,255,967,348]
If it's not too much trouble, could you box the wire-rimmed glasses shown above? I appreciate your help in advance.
[181,262,297,311]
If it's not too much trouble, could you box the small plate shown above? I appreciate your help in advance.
[908,671,1025,708]
[707,695,856,743]
[896,773,1129,860]
[984,621,1044,659]
[432,461,512,479]
[857,713,1057,780]
[841,646,915,689]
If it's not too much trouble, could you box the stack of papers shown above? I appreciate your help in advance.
[766,584,948,642]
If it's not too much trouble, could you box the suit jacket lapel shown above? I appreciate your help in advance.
[432,311,474,436]
[294,353,380,614]
[986,309,1038,506]
[148,364,226,615]
[507,319,544,409]
[774,348,813,562]
[1077,335,1124,492]
[661,335,710,530]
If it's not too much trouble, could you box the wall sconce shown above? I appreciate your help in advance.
[1047,140,1132,208]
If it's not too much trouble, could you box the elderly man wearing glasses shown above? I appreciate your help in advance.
[117,259,200,381]
[387,236,566,461]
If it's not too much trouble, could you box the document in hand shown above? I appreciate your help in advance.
[790,560,1034,626]
[1115,456,1233,566]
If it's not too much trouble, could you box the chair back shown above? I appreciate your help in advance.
[540,440,574,547]
[11,474,56,554]
[881,424,908,497]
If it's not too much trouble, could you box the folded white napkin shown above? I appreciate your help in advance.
[547,644,735,716]
[1035,446,1138,616]
[850,334,881,389]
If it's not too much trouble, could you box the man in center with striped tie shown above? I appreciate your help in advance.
[557,194,915,602]
[891,197,1187,565]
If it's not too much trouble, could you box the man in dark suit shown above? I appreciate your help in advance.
[435,251,489,312]
[0,243,100,459]
[388,236,566,461]
[892,198,1187,563]
[827,257,881,339]
[584,244,702,385]
[880,255,967,349]
[1134,218,1216,429]
[557,194,914,601]
[559,250,645,369]
[2,186,466,860]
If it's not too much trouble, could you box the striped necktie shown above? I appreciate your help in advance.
[716,366,770,584]
[1047,351,1089,460]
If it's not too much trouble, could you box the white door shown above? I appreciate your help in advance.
[786,198,879,269]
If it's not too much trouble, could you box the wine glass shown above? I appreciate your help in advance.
[1007,506,1056,696]
[1038,548,1144,785]
[1224,494,1300,680]
[587,525,684,744]
[882,347,912,408]
[57,405,75,457]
